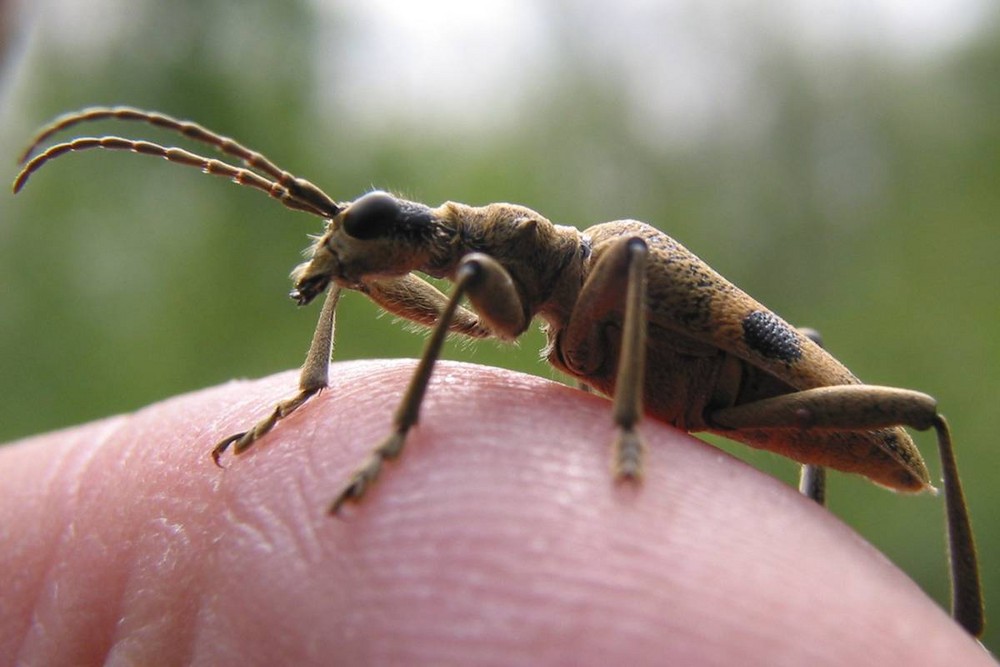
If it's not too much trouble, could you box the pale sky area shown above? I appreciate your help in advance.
[312,0,994,140]
[8,0,996,146]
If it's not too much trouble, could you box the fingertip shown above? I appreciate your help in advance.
[1,360,989,665]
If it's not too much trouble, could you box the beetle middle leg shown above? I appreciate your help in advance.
[330,253,529,514]
[560,236,649,479]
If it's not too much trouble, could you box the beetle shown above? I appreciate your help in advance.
[13,106,983,637]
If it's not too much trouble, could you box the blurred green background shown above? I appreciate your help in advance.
[1,0,997,651]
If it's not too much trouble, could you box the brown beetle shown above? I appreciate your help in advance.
[13,107,983,637]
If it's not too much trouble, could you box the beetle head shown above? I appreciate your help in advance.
[290,190,449,305]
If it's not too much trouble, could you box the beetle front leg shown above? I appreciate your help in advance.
[708,385,983,637]
[212,284,341,464]
[330,253,528,514]
[562,236,649,479]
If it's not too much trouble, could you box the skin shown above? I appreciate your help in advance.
[0,359,993,666]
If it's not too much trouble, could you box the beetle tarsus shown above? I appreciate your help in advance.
[329,431,405,514]
[613,428,645,480]
[211,387,322,466]
[211,432,245,467]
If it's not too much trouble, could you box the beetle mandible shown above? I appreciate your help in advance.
[12,106,983,638]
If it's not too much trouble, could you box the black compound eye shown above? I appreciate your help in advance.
[342,191,401,240]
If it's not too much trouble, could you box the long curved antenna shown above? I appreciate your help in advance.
[14,106,342,218]
[14,136,340,219]
[22,106,285,177]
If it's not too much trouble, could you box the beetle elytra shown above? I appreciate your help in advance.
[13,107,984,637]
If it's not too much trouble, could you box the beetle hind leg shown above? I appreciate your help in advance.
[708,385,983,637]
[797,327,827,505]
[933,414,984,637]
[798,464,827,505]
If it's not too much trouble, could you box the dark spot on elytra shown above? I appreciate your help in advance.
[742,310,803,362]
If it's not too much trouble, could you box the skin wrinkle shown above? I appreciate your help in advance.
[90,412,209,666]
[14,415,135,666]
[16,387,239,665]
[211,382,331,565]
[287,471,325,565]
[106,517,199,666]
[5,422,99,660]
[122,402,249,663]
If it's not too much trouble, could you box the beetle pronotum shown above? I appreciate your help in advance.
[13,107,984,637]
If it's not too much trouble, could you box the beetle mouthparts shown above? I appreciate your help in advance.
[290,277,329,306]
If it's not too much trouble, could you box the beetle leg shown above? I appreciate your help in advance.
[933,415,984,637]
[612,239,649,479]
[364,274,493,339]
[212,284,341,464]
[798,464,827,505]
[330,253,528,514]
[796,327,827,505]
[709,385,983,637]
[562,236,649,479]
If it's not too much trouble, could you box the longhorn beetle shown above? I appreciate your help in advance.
[13,107,983,637]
